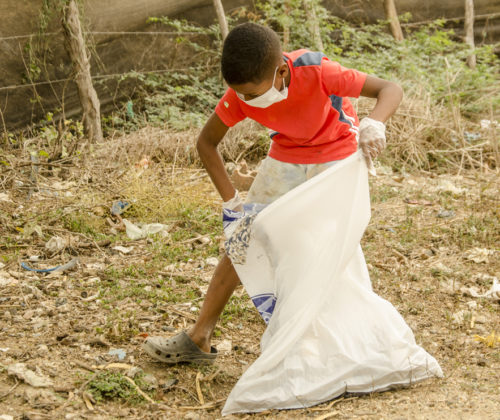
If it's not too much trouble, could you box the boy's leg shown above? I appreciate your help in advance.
[188,253,239,353]
[143,157,308,361]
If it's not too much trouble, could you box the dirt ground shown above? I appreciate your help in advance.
[0,140,498,420]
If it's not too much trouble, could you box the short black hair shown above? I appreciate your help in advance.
[221,23,282,85]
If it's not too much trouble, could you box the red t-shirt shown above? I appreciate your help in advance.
[215,49,367,164]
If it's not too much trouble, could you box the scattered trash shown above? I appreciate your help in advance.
[479,119,499,130]
[45,236,67,254]
[463,131,481,142]
[0,347,9,352]
[135,155,152,170]
[451,310,470,324]
[436,179,467,195]
[111,200,132,216]
[112,245,134,254]
[80,292,100,302]
[0,415,14,420]
[484,277,500,299]
[0,272,17,287]
[7,363,54,387]
[473,331,499,348]
[108,348,127,360]
[379,226,396,233]
[404,198,433,206]
[123,219,169,241]
[460,278,499,300]
[437,210,455,218]
[0,193,13,203]
[217,339,232,355]
[205,257,219,267]
[464,248,495,264]
[21,258,79,273]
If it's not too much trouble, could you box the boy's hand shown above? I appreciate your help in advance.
[223,189,243,212]
[358,117,386,176]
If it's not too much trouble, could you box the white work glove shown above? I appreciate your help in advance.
[222,190,245,238]
[222,189,243,212]
[358,117,386,176]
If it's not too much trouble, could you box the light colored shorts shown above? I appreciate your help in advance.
[246,156,342,205]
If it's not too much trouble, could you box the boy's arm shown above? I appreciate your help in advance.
[358,75,403,174]
[196,112,236,203]
[360,75,403,122]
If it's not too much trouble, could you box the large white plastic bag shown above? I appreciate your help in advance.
[222,152,443,415]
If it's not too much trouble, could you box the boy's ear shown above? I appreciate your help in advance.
[277,62,289,79]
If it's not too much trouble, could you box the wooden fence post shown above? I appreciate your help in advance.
[62,0,102,142]
[383,0,404,41]
[283,0,291,51]
[213,0,229,40]
[464,0,476,68]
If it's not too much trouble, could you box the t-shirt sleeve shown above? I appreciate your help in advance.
[320,58,367,98]
[215,88,246,127]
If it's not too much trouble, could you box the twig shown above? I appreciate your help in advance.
[310,396,358,412]
[0,379,19,400]
[123,376,155,404]
[178,398,226,410]
[195,371,205,405]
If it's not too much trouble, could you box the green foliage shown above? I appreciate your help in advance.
[104,3,498,138]
[87,371,153,404]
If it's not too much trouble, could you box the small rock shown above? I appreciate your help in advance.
[141,373,158,390]
[7,363,53,387]
[37,345,49,356]
[437,210,455,218]
[474,315,487,324]
[205,257,219,267]
[184,412,201,420]
[0,415,14,420]
[217,339,232,355]
[160,378,178,390]
[125,367,143,378]
[24,387,59,405]
[466,301,477,310]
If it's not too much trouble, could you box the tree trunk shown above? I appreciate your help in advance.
[383,0,404,41]
[62,0,102,142]
[283,0,291,51]
[464,0,476,68]
[303,0,324,51]
[213,0,229,40]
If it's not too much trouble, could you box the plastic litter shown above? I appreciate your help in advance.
[111,200,131,216]
[108,348,127,360]
[7,363,53,387]
[21,258,79,273]
[112,245,134,254]
[222,152,443,415]
[122,219,169,240]
[45,236,67,253]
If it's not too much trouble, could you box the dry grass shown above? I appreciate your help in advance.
[95,119,268,169]
[0,142,498,418]
[355,89,499,172]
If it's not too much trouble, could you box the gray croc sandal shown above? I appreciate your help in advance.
[142,331,217,364]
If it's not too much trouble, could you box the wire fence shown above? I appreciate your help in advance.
[0,31,210,41]
[0,66,210,92]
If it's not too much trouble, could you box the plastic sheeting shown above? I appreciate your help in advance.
[222,151,443,415]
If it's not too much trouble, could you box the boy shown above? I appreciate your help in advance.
[143,22,403,363]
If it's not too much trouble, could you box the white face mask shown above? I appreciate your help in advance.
[236,66,288,108]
